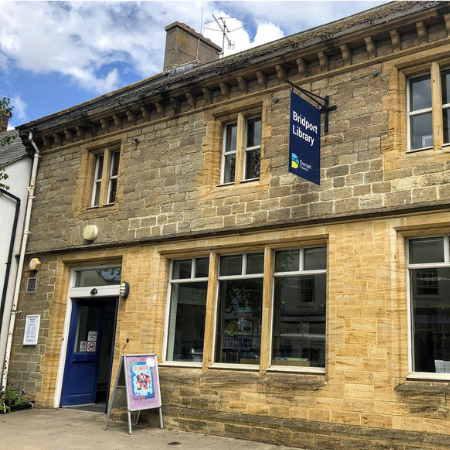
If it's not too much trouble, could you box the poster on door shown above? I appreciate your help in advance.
[124,354,161,411]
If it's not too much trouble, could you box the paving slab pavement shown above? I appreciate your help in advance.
[0,408,303,450]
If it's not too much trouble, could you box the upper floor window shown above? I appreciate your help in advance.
[221,115,261,184]
[91,148,120,207]
[408,64,450,151]
[408,236,450,375]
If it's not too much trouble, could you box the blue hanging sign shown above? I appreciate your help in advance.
[289,91,321,185]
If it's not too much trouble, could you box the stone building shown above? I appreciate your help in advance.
[8,2,450,448]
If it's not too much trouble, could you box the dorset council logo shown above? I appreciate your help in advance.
[291,153,299,169]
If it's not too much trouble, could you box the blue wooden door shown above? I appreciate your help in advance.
[61,300,105,406]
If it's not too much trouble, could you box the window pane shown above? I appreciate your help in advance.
[92,181,101,207]
[246,252,264,274]
[272,274,326,368]
[304,247,327,270]
[108,179,117,204]
[166,281,207,362]
[275,250,299,273]
[215,278,263,364]
[74,306,99,352]
[172,260,192,279]
[223,154,236,183]
[409,237,444,264]
[110,151,120,177]
[442,70,450,105]
[410,112,432,149]
[245,149,260,179]
[95,155,104,179]
[225,123,237,152]
[443,108,450,144]
[220,255,242,276]
[410,75,431,111]
[75,267,122,287]
[410,267,450,373]
[246,117,261,148]
[195,258,209,278]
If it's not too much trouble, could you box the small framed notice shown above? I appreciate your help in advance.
[23,315,40,345]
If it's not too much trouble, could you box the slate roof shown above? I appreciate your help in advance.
[0,130,29,166]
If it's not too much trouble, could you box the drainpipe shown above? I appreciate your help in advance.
[0,189,21,337]
[1,132,40,395]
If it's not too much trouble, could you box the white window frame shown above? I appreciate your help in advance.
[90,147,120,207]
[162,257,209,367]
[270,247,327,374]
[220,113,262,185]
[407,72,432,151]
[221,121,237,184]
[407,63,450,152]
[211,252,264,370]
[407,235,450,380]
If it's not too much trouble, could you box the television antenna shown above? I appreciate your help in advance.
[204,15,243,57]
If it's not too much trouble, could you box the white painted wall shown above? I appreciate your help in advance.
[0,156,32,370]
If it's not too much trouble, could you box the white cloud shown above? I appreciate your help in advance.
[0,1,387,98]
[9,95,27,125]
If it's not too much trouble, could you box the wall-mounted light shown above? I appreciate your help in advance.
[120,281,130,299]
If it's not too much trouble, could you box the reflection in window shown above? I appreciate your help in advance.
[75,267,122,287]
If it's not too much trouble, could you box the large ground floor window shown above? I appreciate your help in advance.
[409,237,450,374]
[164,245,327,372]
[166,257,209,362]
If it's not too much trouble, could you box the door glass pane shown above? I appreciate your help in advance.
[74,306,99,352]
[409,237,444,264]
[75,267,121,287]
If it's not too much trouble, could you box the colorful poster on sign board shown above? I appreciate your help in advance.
[124,354,161,411]
[289,91,321,185]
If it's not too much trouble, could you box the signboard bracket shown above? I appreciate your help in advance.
[287,80,337,132]
[104,354,163,435]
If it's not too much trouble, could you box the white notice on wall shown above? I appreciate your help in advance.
[23,315,40,345]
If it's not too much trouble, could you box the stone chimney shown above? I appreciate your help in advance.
[163,22,222,72]
[0,110,11,132]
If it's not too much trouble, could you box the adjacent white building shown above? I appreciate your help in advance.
[0,127,32,371]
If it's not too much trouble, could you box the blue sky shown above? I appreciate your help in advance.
[0,1,387,129]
